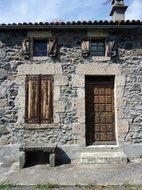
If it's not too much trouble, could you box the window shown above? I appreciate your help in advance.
[33,40,48,56]
[25,75,53,124]
[32,38,58,57]
[90,40,105,56]
[81,39,106,57]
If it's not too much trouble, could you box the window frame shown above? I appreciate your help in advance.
[31,38,48,58]
[33,39,48,57]
[90,38,106,57]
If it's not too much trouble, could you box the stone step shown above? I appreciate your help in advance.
[81,146,124,153]
[81,152,127,164]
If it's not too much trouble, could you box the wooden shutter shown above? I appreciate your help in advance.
[25,75,40,124]
[81,39,90,57]
[22,39,30,59]
[48,38,57,57]
[107,40,118,58]
[40,75,53,123]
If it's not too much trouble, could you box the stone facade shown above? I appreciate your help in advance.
[0,26,142,163]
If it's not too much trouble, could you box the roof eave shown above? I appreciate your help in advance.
[0,24,142,30]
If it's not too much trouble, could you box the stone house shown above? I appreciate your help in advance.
[0,0,142,165]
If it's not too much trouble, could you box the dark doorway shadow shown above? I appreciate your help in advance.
[24,151,50,167]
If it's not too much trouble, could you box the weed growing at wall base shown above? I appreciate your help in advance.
[0,181,16,189]
[35,183,60,189]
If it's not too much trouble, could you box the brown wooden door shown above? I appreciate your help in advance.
[85,76,115,145]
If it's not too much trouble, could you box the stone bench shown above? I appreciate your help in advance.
[19,143,57,168]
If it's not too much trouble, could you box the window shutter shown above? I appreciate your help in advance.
[107,40,118,58]
[25,75,40,124]
[22,39,30,59]
[40,75,53,123]
[48,38,57,57]
[81,39,90,57]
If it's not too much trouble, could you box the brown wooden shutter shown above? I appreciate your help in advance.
[25,75,40,124]
[81,39,90,57]
[48,38,57,57]
[40,75,53,123]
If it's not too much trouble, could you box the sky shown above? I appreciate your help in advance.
[0,0,142,24]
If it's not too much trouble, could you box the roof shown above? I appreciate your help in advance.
[0,20,142,30]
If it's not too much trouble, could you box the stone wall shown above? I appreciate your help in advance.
[0,29,142,146]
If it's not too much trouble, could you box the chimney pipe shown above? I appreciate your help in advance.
[110,0,128,22]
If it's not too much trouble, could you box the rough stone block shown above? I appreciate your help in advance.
[18,64,55,75]
[77,88,85,98]
[0,99,6,108]
[54,113,60,124]
[72,75,85,87]
[117,119,129,133]
[0,69,7,80]
[115,75,126,87]
[77,135,86,146]
[77,112,85,124]
[0,126,9,135]
[49,153,56,167]
[0,49,6,59]
[76,63,121,75]
[72,123,85,135]
[16,96,25,108]
[123,68,133,75]
[54,64,62,75]
[72,98,85,111]
[54,87,60,101]
[117,98,127,107]
[54,101,65,112]
[54,75,68,86]
[15,76,25,86]
[115,86,124,98]
[19,151,25,168]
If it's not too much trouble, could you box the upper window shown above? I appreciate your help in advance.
[81,39,106,57]
[90,40,105,56]
[25,75,53,124]
[33,40,48,56]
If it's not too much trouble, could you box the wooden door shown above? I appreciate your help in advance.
[85,76,115,145]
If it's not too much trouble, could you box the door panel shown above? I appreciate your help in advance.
[85,76,116,145]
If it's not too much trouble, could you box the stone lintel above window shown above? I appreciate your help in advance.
[27,30,52,38]
[87,30,109,38]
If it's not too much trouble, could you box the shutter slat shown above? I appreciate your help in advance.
[40,75,53,123]
[25,75,40,124]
